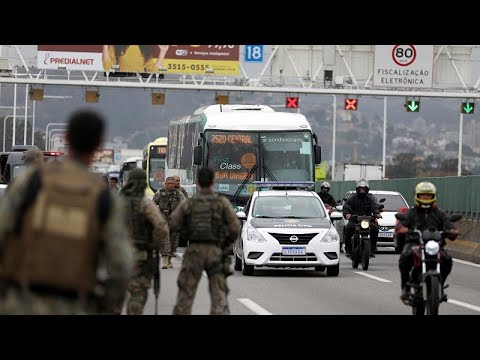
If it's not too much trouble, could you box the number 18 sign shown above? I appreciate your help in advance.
[245,45,264,62]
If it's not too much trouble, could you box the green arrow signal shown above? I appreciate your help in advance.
[463,102,474,113]
[407,100,419,112]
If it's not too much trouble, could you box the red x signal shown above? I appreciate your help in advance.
[286,97,299,109]
[344,98,358,110]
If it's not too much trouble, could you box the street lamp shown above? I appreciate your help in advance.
[49,129,66,151]
[45,122,67,151]
[331,95,336,181]
[3,114,32,152]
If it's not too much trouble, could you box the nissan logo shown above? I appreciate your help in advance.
[289,235,299,243]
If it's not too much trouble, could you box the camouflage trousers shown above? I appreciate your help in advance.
[127,255,155,315]
[0,287,91,315]
[169,231,180,257]
[172,243,229,315]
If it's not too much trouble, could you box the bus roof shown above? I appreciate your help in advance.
[203,111,312,131]
[145,137,167,148]
[193,104,275,114]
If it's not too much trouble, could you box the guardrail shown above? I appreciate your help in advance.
[316,175,480,220]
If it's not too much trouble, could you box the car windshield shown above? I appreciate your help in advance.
[252,196,326,218]
[373,194,408,211]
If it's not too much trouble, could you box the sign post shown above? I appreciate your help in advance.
[373,45,434,89]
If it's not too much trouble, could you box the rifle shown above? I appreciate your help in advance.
[153,249,160,315]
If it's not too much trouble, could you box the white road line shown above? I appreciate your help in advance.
[453,258,480,268]
[448,299,480,313]
[237,298,273,315]
[353,271,392,283]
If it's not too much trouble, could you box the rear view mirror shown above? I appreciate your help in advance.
[314,144,321,164]
[379,198,386,203]
[236,211,247,221]
[193,146,202,165]
[329,211,343,221]
[142,160,147,170]
[378,204,385,210]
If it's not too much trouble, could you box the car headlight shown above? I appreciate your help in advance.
[360,220,370,229]
[321,228,340,243]
[425,240,440,256]
[247,227,267,243]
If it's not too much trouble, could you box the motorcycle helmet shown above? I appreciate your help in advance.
[355,178,369,198]
[320,181,330,192]
[414,181,437,208]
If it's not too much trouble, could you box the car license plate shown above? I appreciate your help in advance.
[378,232,393,238]
[282,247,306,256]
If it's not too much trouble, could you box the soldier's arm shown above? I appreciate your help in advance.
[103,195,135,305]
[0,168,36,250]
[152,191,160,205]
[220,197,241,243]
[142,197,170,250]
[169,199,188,232]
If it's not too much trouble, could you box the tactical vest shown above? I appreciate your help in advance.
[2,161,106,294]
[187,193,224,244]
[125,196,152,249]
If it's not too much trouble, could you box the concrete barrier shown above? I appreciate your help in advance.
[446,219,480,264]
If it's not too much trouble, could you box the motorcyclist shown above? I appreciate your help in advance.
[395,181,459,304]
[342,179,381,259]
[318,181,336,210]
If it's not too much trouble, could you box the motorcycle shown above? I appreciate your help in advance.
[395,212,462,315]
[344,201,384,271]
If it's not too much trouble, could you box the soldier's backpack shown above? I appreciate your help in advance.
[2,160,109,294]
[187,193,225,244]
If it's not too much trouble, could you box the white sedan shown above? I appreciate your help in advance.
[234,188,343,276]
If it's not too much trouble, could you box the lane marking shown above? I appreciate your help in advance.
[353,271,392,283]
[237,298,273,315]
[453,258,480,268]
[448,299,480,313]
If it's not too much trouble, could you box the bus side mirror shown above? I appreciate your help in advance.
[194,146,202,165]
[314,144,321,164]
[142,160,147,170]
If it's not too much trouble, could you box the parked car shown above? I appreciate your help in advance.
[335,190,410,253]
[234,182,343,276]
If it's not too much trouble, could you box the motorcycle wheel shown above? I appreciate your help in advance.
[352,246,360,269]
[361,238,370,271]
[426,276,440,315]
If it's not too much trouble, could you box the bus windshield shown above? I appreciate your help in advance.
[205,131,314,200]
[148,145,167,193]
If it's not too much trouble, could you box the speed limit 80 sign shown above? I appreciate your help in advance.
[373,45,433,88]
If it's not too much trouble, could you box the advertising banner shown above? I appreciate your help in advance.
[37,45,240,75]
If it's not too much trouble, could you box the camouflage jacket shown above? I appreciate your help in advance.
[0,158,134,314]
[169,188,241,246]
[131,197,170,250]
[153,188,186,216]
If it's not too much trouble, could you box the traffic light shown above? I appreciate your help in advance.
[461,101,475,114]
[215,95,229,105]
[286,97,299,109]
[344,98,358,110]
[405,98,420,112]
[151,92,165,105]
[85,90,99,103]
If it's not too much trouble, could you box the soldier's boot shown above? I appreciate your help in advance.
[166,256,173,269]
[162,256,169,269]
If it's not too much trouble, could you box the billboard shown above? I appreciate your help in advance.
[37,45,240,76]
[93,149,115,164]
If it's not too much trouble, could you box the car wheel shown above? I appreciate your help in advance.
[326,263,340,277]
[242,256,254,276]
[234,253,242,271]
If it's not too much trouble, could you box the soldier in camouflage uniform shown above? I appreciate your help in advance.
[170,167,241,315]
[173,175,188,198]
[118,167,169,315]
[153,176,186,269]
[0,110,134,315]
